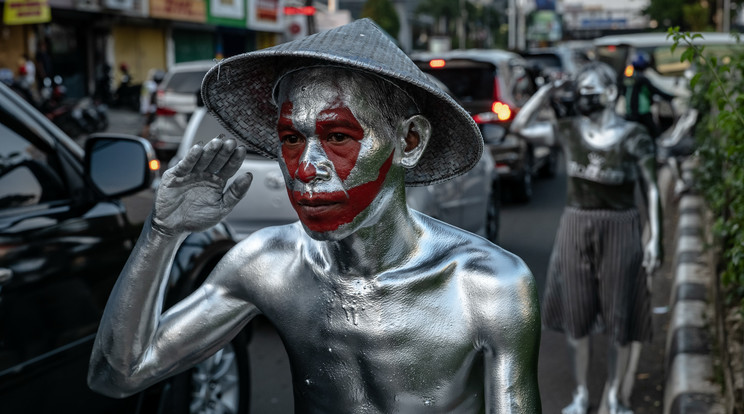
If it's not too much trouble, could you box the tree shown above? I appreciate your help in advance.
[361,0,400,38]
[644,0,717,31]
[414,0,460,36]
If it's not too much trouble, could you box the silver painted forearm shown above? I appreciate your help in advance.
[639,155,662,272]
[510,83,554,135]
[88,138,253,398]
[88,219,187,397]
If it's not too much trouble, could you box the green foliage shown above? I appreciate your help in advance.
[361,0,400,38]
[668,28,744,311]
[646,0,711,31]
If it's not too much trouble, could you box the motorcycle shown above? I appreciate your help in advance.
[39,76,109,139]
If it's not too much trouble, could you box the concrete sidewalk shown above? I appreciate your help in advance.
[663,159,724,414]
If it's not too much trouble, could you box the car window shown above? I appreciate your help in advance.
[596,45,629,76]
[524,53,563,70]
[419,60,496,102]
[0,112,67,211]
[163,70,209,94]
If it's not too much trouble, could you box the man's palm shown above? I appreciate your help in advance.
[153,137,252,234]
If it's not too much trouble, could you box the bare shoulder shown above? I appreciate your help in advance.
[210,222,306,297]
[416,212,533,288]
[416,213,539,333]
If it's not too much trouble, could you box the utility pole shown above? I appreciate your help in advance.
[508,0,516,49]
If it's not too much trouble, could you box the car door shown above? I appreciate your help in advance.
[0,98,142,412]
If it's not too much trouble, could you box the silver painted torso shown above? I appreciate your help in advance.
[227,213,531,413]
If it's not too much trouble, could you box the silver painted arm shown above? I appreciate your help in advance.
[510,82,560,147]
[483,265,542,413]
[638,155,662,274]
[88,137,254,398]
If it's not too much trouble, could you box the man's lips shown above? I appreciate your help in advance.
[293,192,348,207]
[286,152,394,232]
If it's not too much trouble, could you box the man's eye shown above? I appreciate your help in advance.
[281,135,304,145]
[327,133,349,143]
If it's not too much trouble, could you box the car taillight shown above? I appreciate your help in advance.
[491,101,512,121]
[472,101,514,124]
[156,107,177,116]
[429,59,446,68]
[625,64,634,77]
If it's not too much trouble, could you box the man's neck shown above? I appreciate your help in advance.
[318,187,421,279]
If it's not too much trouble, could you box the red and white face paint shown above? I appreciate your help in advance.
[275,70,400,236]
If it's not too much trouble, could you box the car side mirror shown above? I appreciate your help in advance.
[85,134,157,198]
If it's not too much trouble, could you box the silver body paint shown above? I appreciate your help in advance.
[88,68,541,413]
[511,64,661,414]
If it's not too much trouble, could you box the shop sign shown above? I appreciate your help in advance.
[207,0,245,27]
[3,0,51,24]
[247,0,283,32]
[150,0,206,22]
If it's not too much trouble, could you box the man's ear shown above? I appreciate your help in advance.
[398,114,431,169]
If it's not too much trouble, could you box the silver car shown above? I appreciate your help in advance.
[171,106,499,242]
[151,60,215,161]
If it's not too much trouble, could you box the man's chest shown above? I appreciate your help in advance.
[268,274,476,370]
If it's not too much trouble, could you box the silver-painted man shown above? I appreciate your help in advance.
[88,19,541,413]
[511,62,661,414]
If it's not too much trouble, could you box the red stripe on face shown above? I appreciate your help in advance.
[278,101,302,180]
[297,162,317,182]
[316,106,363,181]
[289,151,395,232]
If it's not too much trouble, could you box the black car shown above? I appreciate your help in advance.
[411,49,559,203]
[0,82,250,413]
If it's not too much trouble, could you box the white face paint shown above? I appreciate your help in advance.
[275,69,405,240]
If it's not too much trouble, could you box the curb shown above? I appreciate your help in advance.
[663,163,724,414]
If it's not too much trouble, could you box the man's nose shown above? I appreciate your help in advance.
[296,141,331,183]
[297,162,317,182]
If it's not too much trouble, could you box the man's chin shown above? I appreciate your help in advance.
[300,221,353,241]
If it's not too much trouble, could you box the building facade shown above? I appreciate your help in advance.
[0,0,286,97]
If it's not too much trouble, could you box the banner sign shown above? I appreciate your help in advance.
[150,0,206,22]
[248,0,283,32]
[3,0,52,25]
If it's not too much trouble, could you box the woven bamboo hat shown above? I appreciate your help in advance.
[201,18,482,186]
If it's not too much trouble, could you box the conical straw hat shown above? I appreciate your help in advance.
[201,18,483,186]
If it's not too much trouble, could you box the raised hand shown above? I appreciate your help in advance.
[153,136,252,235]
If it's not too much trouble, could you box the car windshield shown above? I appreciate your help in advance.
[419,60,496,102]
[164,70,209,93]
[523,53,562,70]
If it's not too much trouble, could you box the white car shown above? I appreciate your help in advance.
[171,105,500,242]
[151,60,215,161]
